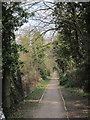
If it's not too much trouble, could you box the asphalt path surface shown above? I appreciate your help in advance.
[32,71,67,118]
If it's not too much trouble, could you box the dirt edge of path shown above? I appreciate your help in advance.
[60,87,89,118]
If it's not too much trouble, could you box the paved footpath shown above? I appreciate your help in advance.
[32,71,67,118]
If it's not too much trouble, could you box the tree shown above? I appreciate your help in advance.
[53,2,90,92]
[2,2,29,116]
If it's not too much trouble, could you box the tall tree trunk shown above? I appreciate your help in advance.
[2,69,11,109]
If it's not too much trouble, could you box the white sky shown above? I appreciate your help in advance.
[16,0,56,41]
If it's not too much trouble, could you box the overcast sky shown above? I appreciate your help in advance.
[15,0,56,42]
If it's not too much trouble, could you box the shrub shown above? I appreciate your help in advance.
[59,74,69,86]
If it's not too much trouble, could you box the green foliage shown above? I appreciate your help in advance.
[59,75,68,86]
[53,2,90,92]
[2,2,29,71]
[59,73,75,88]
[18,30,51,101]
[38,67,47,80]
[2,2,30,116]
[27,31,48,79]
[74,63,89,92]
[19,30,49,78]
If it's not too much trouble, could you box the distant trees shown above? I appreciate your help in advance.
[18,30,50,96]
[53,2,90,92]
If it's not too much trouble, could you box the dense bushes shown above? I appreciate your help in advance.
[58,62,89,92]
[38,67,47,80]
[59,72,76,88]
[59,63,89,92]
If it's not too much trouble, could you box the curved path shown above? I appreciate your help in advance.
[32,71,67,118]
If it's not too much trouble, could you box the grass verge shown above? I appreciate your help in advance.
[8,76,50,119]
[59,80,89,97]
[68,88,89,97]
[20,77,50,103]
